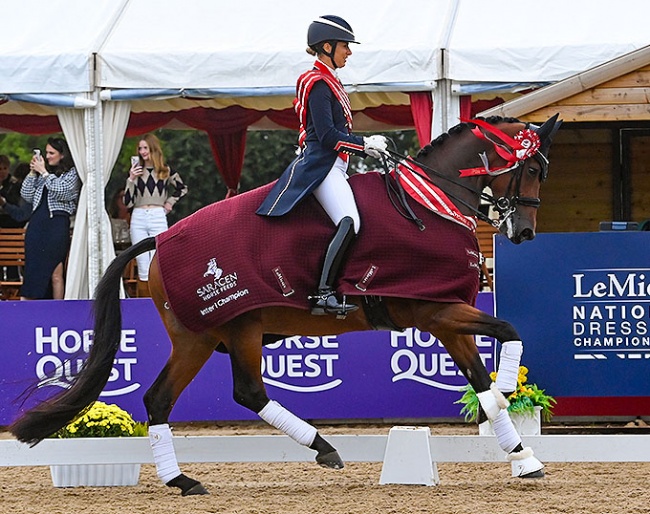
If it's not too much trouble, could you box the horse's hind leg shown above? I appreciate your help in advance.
[416,302,544,478]
[226,313,344,469]
[143,327,215,496]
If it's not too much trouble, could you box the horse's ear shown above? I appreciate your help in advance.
[536,113,563,154]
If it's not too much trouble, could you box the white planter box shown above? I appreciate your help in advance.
[479,406,542,436]
[50,463,141,487]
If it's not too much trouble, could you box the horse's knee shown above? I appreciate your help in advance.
[143,381,173,424]
[232,385,268,413]
[493,318,520,342]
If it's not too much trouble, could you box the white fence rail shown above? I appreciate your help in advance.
[2,434,650,467]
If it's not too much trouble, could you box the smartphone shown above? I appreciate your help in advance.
[130,156,140,167]
[33,148,41,158]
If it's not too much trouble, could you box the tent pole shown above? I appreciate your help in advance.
[432,78,460,137]
[85,89,105,295]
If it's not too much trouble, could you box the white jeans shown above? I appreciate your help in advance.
[129,206,168,281]
[313,156,360,233]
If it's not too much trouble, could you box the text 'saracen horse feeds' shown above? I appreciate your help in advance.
[11,115,562,496]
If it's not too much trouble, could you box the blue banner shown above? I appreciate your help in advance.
[0,294,496,424]
[495,232,650,400]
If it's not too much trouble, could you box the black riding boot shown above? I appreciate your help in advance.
[310,216,358,317]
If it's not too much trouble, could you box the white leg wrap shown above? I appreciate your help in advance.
[507,447,544,477]
[495,340,523,393]
[491,409,522,453]
[149,423,181,484]
[258,400,317,447]
[477,383,510,421]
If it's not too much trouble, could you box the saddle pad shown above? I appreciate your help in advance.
[156,172,480,332]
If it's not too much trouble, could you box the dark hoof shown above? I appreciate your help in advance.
[182,483,210,496]
[520,469,545,479]
[316,450,344,469]
[166,473,210,496]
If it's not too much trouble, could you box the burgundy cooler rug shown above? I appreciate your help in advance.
[156,172,481,333]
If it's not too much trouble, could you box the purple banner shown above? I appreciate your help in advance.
[0,294,495,425]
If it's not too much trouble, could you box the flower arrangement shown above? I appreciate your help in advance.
[53,401,148,438]
[456,366,556,423]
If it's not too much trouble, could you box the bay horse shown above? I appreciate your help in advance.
[10,115,562,496]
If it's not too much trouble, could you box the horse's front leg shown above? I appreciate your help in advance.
[415,302,544,478]
[226,314,344,469]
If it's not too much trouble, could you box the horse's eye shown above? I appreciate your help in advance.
[528,166,540,177]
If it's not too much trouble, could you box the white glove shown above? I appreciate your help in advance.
[363,135,388,159]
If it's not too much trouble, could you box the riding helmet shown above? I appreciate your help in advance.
[307,15,358,48]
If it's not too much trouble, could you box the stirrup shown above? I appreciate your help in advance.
[309,291,358,318]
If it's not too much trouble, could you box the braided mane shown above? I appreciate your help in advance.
[416,116,521,158]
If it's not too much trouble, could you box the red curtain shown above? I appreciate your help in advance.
[459,96,505,119]
[0,114,61,135]
[408,92,433,146]
[176,107,265,196]
[207,129,247,196]
[266,108,299,130]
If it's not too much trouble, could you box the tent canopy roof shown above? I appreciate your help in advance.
[4,0,650,97]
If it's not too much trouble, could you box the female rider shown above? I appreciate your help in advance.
[257,15,388,316]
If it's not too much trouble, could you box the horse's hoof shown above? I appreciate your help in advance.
[182,483,210,496]
[167,474,210,496]
[507,447,544,478]
[316,450,345,469]
[520,469,545,479]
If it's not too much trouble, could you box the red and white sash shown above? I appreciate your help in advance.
[294,60,353,148]
[391,162,477,232]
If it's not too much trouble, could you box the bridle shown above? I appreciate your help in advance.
[382,121,548,230]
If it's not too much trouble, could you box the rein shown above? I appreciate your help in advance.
[380,148,539,231]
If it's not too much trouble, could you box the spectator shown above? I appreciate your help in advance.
[20,138,81,300]
[124,133,188,296]
[109,187,131,249]
[109,187,131,223]
[0,155,27,228]
[0,162,32,227]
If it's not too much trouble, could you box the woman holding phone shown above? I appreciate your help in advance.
[20,138,80,300]
[124,133,188,296]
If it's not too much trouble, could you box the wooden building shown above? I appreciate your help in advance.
[478,46,650,233]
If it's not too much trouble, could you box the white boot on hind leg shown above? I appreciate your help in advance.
[507,447,544,478]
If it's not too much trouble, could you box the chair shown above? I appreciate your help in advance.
[0,227,26,300]
[475,221,497,291]
[122,258,139,298]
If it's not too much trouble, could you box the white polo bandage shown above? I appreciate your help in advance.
[477,382,509,421]
[495,340,523,393]
[492,409,522,454]
[259,400,317,447]
[149,423,181,484]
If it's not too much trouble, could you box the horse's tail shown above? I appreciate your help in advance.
[9,237,157,445]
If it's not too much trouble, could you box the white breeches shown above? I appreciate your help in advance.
[313,156,360,233]
[129,206,168,281]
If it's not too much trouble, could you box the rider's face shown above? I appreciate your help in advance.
[323,41,352,69]
[332,41,351,69]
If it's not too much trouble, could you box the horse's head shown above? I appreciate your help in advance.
[406,114,561,243]
[470,114,561,243]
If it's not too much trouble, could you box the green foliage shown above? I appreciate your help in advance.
[52,401,147,438]
[0,132,64,167]
[455,366,556,423]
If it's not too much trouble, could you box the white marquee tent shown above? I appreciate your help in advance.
[1,0,649,298]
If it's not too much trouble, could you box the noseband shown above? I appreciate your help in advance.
[486,161,541,228]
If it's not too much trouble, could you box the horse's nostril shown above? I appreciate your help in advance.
[520,228,535,242]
